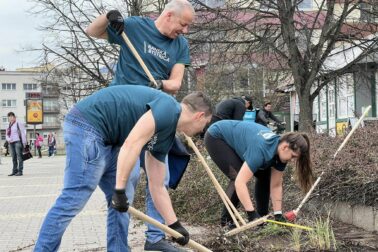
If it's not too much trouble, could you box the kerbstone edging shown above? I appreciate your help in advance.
[311,200,377,232]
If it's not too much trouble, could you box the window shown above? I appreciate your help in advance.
[23,83,38,90]
[44,115,59,126]
[2,83,16,90]
[1,133,5,141]
[2,116,7,123]
[190,0,225,8]
[298,0,312,10]
[360,1,378,22]
[260,0,277,10]
[2,100,16,107]
[43,100,59,111]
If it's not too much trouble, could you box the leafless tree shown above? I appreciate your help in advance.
[188,0,378,131]
[30,0,146,106]
[31,0,378,131]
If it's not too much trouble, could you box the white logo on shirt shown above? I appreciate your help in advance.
[258,130,275,140]
[147,134,158,151]
[144,42,170,62]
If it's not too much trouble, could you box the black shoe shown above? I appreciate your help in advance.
[8,173,16,176]
[221,221,236,230]
[15,173,23,176]
[144,238,186,252]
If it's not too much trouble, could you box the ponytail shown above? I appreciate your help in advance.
[280,133,314,192]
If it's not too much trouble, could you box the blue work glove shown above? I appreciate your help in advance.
[106,10,124,35]
[168,220,190,245]
[111,189,129,212]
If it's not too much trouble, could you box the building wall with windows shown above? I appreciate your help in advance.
[0,70,63,153]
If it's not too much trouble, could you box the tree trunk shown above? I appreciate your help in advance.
[298,90,314,132]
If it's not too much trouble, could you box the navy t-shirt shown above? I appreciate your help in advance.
[107,16,190,86]
[207,120,286,173]
[75,85,181,162]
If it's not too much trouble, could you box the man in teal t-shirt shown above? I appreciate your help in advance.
[86,0,195,250]
[35,86,212,252]
[106,15,190,88]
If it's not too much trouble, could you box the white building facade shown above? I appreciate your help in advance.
[0,70,63,153]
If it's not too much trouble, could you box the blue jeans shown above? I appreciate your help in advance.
[9,141,23,174]
[34,109,133,252]
[126,154,170,244]
[48,145,55,156]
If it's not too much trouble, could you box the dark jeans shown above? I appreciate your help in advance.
[37,146,42,158]
[48,146,55,156]
[204,133,271,222]
[9,141,23,174]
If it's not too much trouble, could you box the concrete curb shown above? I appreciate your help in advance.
[309,200,377,232]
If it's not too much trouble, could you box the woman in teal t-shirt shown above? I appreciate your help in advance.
[204,120,314,227]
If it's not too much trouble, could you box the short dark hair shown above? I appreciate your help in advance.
[181,91,213,116]
[242,95,252,103]
[7,112,15,117]
[264,102,272,107]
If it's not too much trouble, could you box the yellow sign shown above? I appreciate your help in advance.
[26,99,43,124]
[336,121,348,136]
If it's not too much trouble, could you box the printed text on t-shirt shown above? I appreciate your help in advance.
[144,42,170,62]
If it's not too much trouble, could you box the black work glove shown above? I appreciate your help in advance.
[106,10,124,35]
[168,220,190,246]
[274,213,287,222]
[246,210,261,222]
[149,80,164,90]
[111,189,129,212]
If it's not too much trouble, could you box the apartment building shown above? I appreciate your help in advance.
[0,68,62,153]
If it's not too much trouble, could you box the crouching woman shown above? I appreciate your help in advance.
[204,120,313,226]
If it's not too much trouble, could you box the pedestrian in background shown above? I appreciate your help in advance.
[35,132,44,158]
[47,133,56,157]
[6,112,27,176]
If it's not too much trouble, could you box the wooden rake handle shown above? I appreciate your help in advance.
[184,135,246,227]
[128,206,212,252]
[121,32,157,87]
[225,215,271,236]
[294,105,372,215]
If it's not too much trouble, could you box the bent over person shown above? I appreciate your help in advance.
[34,85,212,251]
[204,120,313,228]
[86,1,195,250]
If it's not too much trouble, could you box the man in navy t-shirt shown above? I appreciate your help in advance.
[86,0,194,250]
[35,86,212,252]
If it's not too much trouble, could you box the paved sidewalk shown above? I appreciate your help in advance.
[0,155,109,252]
[0,155,208,252]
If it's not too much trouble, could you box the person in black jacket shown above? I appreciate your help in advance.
[255,102,282,126]
[201,96,252,137]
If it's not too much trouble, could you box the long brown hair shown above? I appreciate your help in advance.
[280,133,314,192]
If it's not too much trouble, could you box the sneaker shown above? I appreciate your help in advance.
[144,239,185,252]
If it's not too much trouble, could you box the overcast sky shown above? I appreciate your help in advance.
[0,0,44,71]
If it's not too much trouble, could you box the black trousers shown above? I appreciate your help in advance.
[204,132,271,221]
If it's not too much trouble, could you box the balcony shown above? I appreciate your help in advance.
[42,91,60,98]
[42,122,61,129]
[44,106,60,113]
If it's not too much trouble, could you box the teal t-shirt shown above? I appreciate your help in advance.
[107,16,190,86]
[207,120,286,173]
[75,85,181,161]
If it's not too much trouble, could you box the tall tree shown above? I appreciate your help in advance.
[189,0,378,131]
